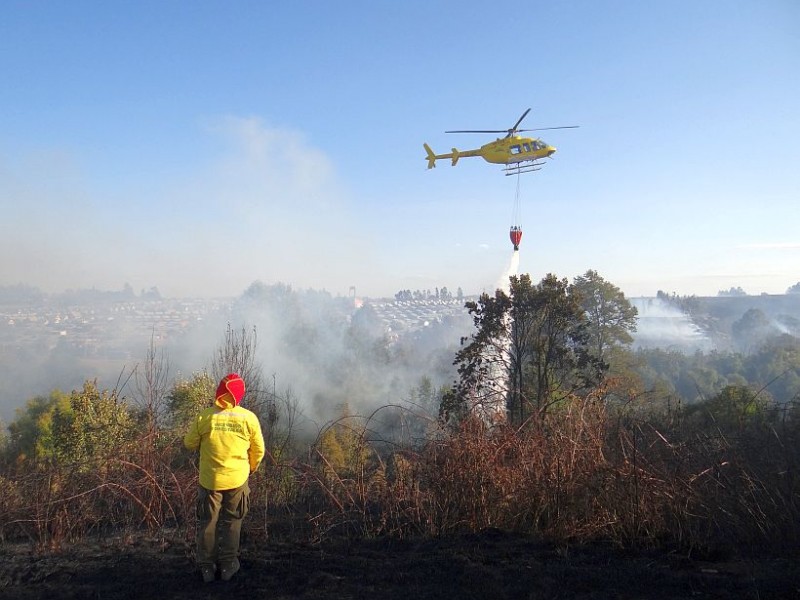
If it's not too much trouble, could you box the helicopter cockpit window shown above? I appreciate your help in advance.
[510,145,521,154]
[522,143,531,152]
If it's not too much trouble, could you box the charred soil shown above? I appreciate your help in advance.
[1,529,797,600]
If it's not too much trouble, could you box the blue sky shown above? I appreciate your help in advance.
[1,1,798,299]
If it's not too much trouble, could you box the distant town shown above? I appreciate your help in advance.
[0,284,472,365]
[1,295,229,361]
[1,282,799,424]
[2,283,799,364]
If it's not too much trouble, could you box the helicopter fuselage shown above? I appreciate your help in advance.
[424,135,556,170]
[479,136,556,164]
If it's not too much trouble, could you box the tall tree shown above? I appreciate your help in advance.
[511,274,596,421]
[452,273,597,425]
[731,308,782,354]
[451,286,512,421]
[571,269,638,376]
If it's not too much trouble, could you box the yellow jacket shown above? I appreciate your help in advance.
[184,394,266,491]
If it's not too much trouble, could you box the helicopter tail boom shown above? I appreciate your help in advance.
[424,144,480,168]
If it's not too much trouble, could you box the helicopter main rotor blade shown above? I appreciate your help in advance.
[445,129,508,134]
[517,126,580,132]
[510,108,532,134]
[446,108,533,135]
[446,125,579,134]
[443,110,578,135]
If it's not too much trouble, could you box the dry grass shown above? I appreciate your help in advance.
[1,395,798,558]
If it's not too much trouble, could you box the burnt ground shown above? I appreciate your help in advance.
[0,529,798,600]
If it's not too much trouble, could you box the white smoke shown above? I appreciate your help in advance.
[630,297,712,352]
[474,248,522,421]
[495,249,520,293]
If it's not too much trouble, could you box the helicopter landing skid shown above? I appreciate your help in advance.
[503,162,544,176]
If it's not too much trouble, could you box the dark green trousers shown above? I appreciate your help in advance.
[195,481,250,568]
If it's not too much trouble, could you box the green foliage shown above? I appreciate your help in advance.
[51,381,135,467]
[165,372,214,432]
[439,385,468,425]
[746,337,800,402]
[4,390,70,464]
[732,308,778,352]
[571,269,638,373]
[382,376,441,447]
[316,404,370,481]
[411,376,435,412]
[682,384,771,429]
[452,273,599,425]
[636,336,800,405]
[4,383,137,468]
[510,273,596,419]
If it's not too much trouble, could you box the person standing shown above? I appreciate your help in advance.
[184,372,265,583]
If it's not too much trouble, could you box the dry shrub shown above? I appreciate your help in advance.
[0,435,195,548]
[361,393,614,540]
[275,414,389,542]
[609,402,800,554]
[303,393,800,554]
[547,396,800,554]
[2,392,797,556]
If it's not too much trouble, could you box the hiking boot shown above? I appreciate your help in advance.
[220,559,240,582]
[200,565,216,583]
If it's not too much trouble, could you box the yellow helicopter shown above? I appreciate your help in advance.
[424,108,578,175]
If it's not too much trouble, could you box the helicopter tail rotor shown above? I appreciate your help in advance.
[423,143,437,169]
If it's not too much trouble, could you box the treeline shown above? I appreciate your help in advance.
[637,340,800,404]
[0,282,162,305]
[394,286,464,302]
[0,273,797,558]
